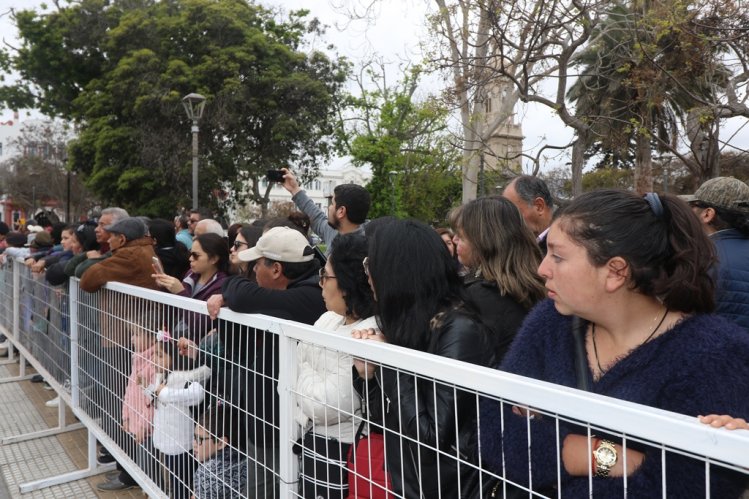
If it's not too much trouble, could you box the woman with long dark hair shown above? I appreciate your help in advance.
[153,233,229,340]
[352,219,493,498]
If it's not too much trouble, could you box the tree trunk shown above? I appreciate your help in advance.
[634,132,653,193]
[570,133,587,196]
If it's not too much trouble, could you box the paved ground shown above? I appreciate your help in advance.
[0,361,146,499]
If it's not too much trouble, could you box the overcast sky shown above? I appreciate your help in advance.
[1,0,746,174]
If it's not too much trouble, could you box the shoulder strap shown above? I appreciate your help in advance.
[571,316,591,391]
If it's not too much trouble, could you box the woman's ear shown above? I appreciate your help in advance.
[216,436,229,450]
[604,256,629,292]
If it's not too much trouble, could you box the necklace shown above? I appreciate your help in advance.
[591,307,669,376]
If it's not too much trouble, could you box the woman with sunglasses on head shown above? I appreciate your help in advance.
[480,190,749,498]
[352,218,494,498]
[293,232,376,499]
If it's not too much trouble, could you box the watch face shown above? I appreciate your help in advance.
[595,446,617,467]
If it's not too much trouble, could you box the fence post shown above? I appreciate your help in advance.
[12,259,20,345]
[277,324,299,496]
[69,279,79,410]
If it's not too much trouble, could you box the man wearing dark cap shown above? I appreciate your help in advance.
[685,176,749,330]
[206,226,325,498]
[79,217,159,293]
[78,216,161,492]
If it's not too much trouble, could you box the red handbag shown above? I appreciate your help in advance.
[346,421,393,499]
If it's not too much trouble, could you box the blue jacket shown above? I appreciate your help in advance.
[712,229,749,330]
[480,299,749,499]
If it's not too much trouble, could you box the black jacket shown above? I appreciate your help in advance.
[359,308,494,498]
[219,264,326,448]
[464,278,530,364]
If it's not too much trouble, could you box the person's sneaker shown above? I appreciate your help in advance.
[96,453,116,465]
[42,382,54,391]
[95,477,137,492]
[103,470,121,481]
[0,340,8,355]
[45,396,59,408]
[30,374,44,383]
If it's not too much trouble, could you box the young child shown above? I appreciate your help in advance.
[96,317,160,492]
[192,405,247,498]
[145,331,211,499]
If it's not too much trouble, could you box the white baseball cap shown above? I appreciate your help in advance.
[238,226,314,263]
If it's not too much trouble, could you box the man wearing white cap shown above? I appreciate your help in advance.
[206,226,325,498]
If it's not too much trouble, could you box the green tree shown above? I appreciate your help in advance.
[0,0,348,216]
[340,64,461,222]
[567,1,742,191]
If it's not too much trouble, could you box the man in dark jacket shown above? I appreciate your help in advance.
[206,226,325,498]
[685,176,749,330]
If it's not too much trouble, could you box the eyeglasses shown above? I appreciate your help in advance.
[362,257,370,277]
[318,268,337,286]
[189,252,202,260]
[193,434,214,445]
[232,240,248,250]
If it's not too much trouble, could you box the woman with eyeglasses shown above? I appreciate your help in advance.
[352,219,494,498]
[152,233,229,340]
[293,232,376,499]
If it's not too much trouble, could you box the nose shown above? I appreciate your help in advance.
[537,254,551,280]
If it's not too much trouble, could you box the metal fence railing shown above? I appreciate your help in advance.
[0,257,747,498]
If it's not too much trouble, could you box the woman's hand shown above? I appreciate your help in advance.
[177,337,198,360]
[31,260,46,273]
[699,414,749,430]
[351,328,385,379]
[152,272,183,294]
[24,258,35,268]
[512,405,542,421]
[562,434,645,477]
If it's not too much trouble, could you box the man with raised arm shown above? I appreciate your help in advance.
[281,167,370,249]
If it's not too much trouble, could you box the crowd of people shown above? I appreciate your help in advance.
[0,172,748,498]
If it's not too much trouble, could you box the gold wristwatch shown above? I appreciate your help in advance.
[593,439,618,477]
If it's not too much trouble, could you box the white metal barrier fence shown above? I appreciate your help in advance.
[0,258,747,498]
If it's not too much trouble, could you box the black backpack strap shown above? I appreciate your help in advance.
[571,316,591,391]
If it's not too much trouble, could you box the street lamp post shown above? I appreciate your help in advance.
[182,93,206,211]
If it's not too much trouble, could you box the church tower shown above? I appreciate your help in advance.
[480,78,523,175]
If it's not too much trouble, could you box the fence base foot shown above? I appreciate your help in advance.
[18,462,116,494]
[0,374,34,384]
[1,422,85,445]
[0,357,18,366]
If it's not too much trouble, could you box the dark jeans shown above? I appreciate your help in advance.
[163,451,194,499]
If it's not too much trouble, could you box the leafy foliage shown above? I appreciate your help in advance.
[0,0,348,216]
[341,65,461,223]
